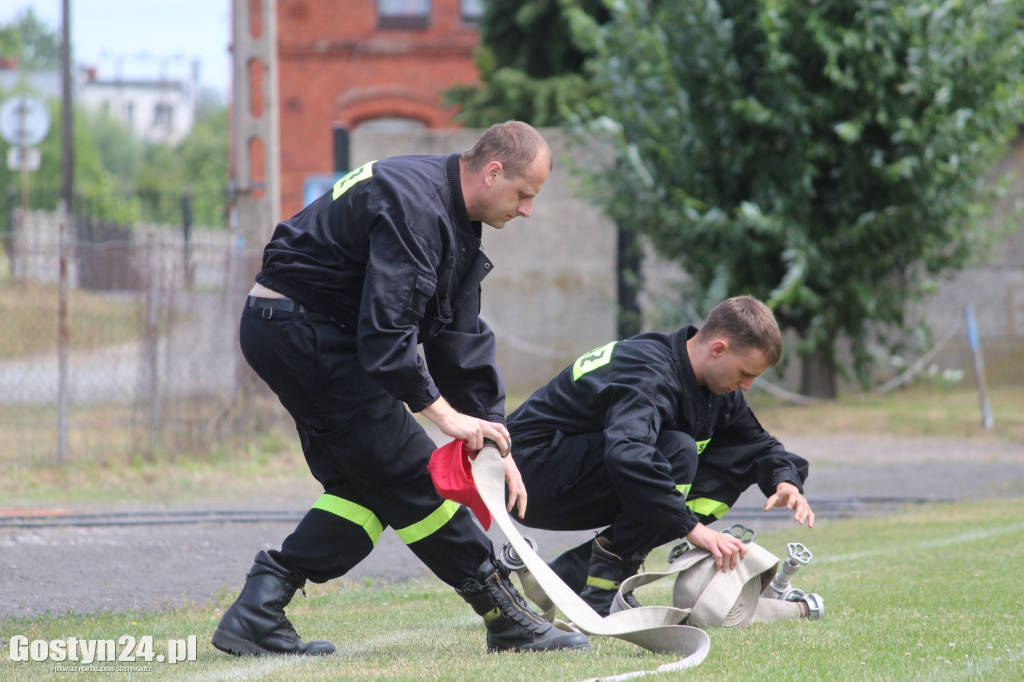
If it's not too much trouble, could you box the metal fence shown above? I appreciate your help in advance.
[2,202,1021,467]
[0,209,289,466]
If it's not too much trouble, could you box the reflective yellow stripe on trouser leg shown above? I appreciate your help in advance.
[312,494,385,546]
[686,498,730,521]
[395,500,460,544]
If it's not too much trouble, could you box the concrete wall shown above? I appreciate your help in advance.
[916,145,1024,385]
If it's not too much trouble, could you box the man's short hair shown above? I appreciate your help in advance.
[462,121,552,177]
[696,296,783,367]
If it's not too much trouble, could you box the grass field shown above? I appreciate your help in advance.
[1,497,1022,681]
[747,384,1024,442]
[0,280,144,359]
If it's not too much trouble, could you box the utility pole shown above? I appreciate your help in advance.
[230,0,280,414]
[60,0,74,212]
[57,0,74,464]
[230,0,280,273]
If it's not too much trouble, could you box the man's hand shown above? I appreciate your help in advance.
[418,397,510,454]
[504,455,527,519]
[685,523,747,572]
[765,481,815,528]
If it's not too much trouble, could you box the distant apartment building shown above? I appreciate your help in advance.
[0,61,197,146]
[277,0,484,216]
[76,68,197,146]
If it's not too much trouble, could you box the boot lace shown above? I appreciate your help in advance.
[487,565,546,630]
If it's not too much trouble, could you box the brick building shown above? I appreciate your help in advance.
[276,0,484,217]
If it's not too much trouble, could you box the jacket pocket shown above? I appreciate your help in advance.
[398,271,435,325]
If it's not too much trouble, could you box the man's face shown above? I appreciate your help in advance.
[702,343,770,395]
[476,153,551,229]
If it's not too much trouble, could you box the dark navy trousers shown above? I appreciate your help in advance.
[512,430,701,559]
[239,300,491,587]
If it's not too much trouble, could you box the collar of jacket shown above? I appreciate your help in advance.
[446,153,482,241]
[674,325,708,401]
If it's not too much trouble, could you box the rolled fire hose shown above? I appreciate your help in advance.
[471,445,812,676]
[614,544,805,626]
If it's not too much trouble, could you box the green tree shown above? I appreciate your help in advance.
[580,0,1024,397]
[445,0,608,127]
[444,0,651,336]
[0,8,61,70]
[0,94,139,224]
[0,13,227,231]
[134,102,228,227]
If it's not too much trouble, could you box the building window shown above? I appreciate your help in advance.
[460,0,484,24]
[377,0,430,29]
[154,103,174,128]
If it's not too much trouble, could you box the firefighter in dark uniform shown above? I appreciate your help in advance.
[507,296,815,616]
[212,121,589,656]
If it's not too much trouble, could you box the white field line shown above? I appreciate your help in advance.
[193,655,305,681]
[956,646,1024,680]
[817,521,1024,565]
[193,617,477,681]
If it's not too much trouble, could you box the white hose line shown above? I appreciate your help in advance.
[472,446,710,669]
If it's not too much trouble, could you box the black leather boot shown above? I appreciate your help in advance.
[211,550,335,657]
[578,537,645,617]
[457,557,591,653]
[547,539,592,594]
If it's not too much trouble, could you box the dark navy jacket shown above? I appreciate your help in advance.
[255,153,504,422]
[507,326,807,536]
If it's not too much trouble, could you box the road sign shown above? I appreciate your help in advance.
[0,95,52,147]
[7,146,41,171]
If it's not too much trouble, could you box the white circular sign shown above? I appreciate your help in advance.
[0,95,52,147]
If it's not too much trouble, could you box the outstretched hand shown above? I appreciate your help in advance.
[765,481,815,527]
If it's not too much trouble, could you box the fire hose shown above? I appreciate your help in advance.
[470,445,822,675]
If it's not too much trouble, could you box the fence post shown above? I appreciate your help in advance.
[964,305,994,429]
[145,232,161,453]
[57,201,70,464]
[182,188,193,287]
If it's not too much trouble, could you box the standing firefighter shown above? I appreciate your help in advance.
[507,296,815,616]
[212,121,590,656]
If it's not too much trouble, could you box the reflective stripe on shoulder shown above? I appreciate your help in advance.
[332,161,375,199]
[572,341,617,381]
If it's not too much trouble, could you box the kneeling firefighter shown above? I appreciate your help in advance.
[506,297,816,616]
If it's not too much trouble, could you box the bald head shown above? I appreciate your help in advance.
[462,121,552,178]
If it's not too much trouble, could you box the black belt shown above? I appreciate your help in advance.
[247,295,307,319]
